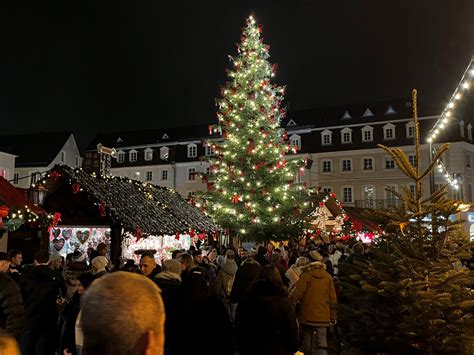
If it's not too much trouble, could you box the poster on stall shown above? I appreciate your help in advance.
[49,226,111,257]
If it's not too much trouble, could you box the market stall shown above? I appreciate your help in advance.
[40,166,217,265]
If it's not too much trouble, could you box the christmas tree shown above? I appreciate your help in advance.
[338,90,474,354]
[197,15,314,242]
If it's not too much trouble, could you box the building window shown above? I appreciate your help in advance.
[144,149,153,161]
[129,150,138,162]
[385,185,398,207]
[466,153,471,168]
[406,122,415,138]
[206,145,215,156]
[161,170,168,181]
[117,151,125,163]
[341,128,352,144]
[321,130,332,146]
[13,173,19,185]
[322,186,332,193]
[361,126,373,142]
[409,184,416,196]
[75,156,81,167]
[60,151,66,163]
[290,135,301,151]
[342,187,353,203]
[188,168,196,180]
[468,123,473,140]
[363,157,374,170]
[145,171,153,181]
[383,123,396,140]
[363,185,376,208]
[30,172,40,185]
[322,160,332,173]
[160,147,169,160]
[187,144,197,158]
[341,159,352,172]
[408,155,416,167]
[385,157,395,169]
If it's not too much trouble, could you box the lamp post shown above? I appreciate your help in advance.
[28,184,48,206]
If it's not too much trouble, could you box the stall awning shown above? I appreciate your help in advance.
[344,206,379,231]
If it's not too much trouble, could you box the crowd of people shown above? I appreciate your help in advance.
[0,239,366,355]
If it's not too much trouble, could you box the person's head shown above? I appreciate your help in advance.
[8,250,22,267]
[352,243,364,255]
[257,245,266,256]
[0,252,11,273]
[240,249,249,261]
[192,250,202,265]
[328,245,336,255]
[178,253,194,271]
[271,253,281,264]
[71,250,86,264]
[34,250,50,265]
[188,245,196,253]
[140,252,157,276]
[77,272,95,295]
[92,256,108,274]
[308,250,323,263]
[171,250,182,260]
[81,272,165,355]
[202,256,210,265]
[49,253,63,270]
[266,243,274,253]
[225,249,235,260]
[254,265,284,293]
[238,247,245,257]
[97,243,108,256]
[181,267,213,303]
[295,256,310,268]
[162,259,182,277]
[86,247,94,259]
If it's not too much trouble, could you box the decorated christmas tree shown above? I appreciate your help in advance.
[338,90,474,354]
[197,15,314,242]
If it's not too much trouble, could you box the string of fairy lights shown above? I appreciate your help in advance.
[427,57,474,188]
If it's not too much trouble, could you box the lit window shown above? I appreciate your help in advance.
[161,170,168,181]
[290,135,301,150]
[187,144,197,158]
[322,160,332,172]
[363,158,373,170]
[129,150,138,162]
[342,187,353,203]
[146,171,153,181]
[188,168,196,180]
[342,159,352,172]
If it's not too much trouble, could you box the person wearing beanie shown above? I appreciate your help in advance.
[155,259,182,354]
[92,256,108,278]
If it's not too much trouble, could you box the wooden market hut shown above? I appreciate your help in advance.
[41,165,217,265]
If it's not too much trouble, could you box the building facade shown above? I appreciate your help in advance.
[83,98,474,205]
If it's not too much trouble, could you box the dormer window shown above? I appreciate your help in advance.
[290,134,301,150]
[144,148,153,161]
[362,108,375,118]
[321,130,332,146]
[286,119,297,127]
[205,144,215,156]
[160,147,169,160]
[341,111,352,120]
[187,143,197,158]
[383,123,396,140]
[129,150,138,162]
[385,105,397,115]
[406,122,415,138]
[361,126,374,142]
[117,151,125,163]
[341,128,352,144]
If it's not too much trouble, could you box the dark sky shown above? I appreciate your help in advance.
[1,0,473,148]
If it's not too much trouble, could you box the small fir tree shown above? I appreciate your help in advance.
[338,90,474,354]
[197,15,314,242]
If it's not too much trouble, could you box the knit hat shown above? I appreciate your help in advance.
[225,249,235,257]
[162,259,181,276]
[308,250,323,262]
[92,256,108,271]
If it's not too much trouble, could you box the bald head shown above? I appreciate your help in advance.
[81,272,165,355]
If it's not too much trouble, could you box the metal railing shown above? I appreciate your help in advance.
[355,199,401,209]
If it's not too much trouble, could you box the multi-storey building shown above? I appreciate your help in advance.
[83,98,474,206]
[0,132,83,188]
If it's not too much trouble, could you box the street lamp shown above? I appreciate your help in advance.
[28,184,48,206]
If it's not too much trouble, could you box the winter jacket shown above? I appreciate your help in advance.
[236,279,298,355]
[155,272,181,354]
[215,259,238,300]
[290,262,337,326]
[147,265,162,280]
[21,265,67,330]
[0,273,24,339]
[328,250,342,275]
[63,262,89,300]
[60,291,81,355]
[229,261,261,304]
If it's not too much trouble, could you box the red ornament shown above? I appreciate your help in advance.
[319,202,325,208]
[282,131,288,141]
[99,203,106,217]
[198,233,206,241]
[175,232,180,240]
[134,227,143,241]
[213,229,219,241]
[48,212,62,233]
[247,138,255,154]
[71,183,81,194]
[188,195,195,206]
[189,229,196,239]
[232,194,240,204]
[0,205,9,218]
[330,192,336,199]
[207,182,214,192]
[50,171,62,178]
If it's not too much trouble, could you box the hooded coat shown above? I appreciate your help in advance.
[290,262,337,326]
[0,273,24,339]
[229,261,261,304]
[215,259,238,300]
[236,279,298,355]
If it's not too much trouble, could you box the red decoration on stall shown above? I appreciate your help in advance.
[188,195,195,206]
[319,202,325,208]
[213,229,219,241]
[99,203,107,217]
[0,205,8,230]
[189,229,196,239]
[175,232,180,241]
[208,125,213,135]
[134,227,143,241]
[198,233,206,241]
[48,212,62,233]
[50,171,62,178]
[71,183,81,194]
[207,182,214,192]
[276,160,287,170]
[330,192,336,199]
[232,194,240,204]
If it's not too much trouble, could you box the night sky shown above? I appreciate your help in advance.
[1,1,473,148]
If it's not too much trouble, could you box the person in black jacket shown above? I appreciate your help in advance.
[230,257,261,305]
[236,265,298,355]
[0,252,24,340]
[21,250,67,355]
